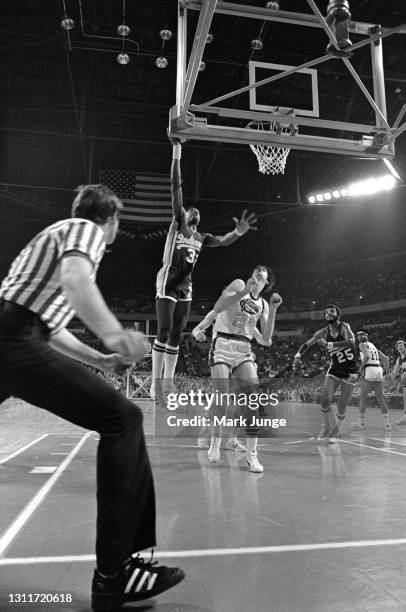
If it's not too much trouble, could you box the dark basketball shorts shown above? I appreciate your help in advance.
[327,364,359,384]
[156,267,192,302]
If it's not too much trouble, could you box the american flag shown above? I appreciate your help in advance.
[100,170,173,225]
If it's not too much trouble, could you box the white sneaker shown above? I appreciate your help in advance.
[385,423,392,432]
[352,419,365,431]
[246,450,264,473]
[395,416,406,425]
[226,439,247,452]
[197,437,209,449]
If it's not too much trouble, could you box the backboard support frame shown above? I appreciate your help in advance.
[169,0,406,160]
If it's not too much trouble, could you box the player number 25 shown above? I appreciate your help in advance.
[336,348,354,363]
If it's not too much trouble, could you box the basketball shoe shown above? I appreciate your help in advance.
[246,450,264,473]
[92,552,184,610]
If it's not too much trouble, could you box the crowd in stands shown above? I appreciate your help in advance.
[176,319,406,385]
[103,251,406,315]
[70,312,406,389]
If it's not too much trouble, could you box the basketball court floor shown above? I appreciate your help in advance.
[2,397,406,612]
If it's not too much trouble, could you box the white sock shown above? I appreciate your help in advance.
[383,414,390,424]
[164,344,179,382]
[246,437,257,454]
[151,340,166,386]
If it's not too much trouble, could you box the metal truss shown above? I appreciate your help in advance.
[169,0,406,159]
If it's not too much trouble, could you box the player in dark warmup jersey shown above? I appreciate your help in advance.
[151,140,257,397]
[391,339,406,424]
[293,305,357,442]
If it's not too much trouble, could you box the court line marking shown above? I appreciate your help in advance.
[0,433,90,558]
[0,435,48,465]
[300,431,406,457]
[3,536,406,565]
[368,437,406,446]
[30,467,58,474]
[339,439,406,457]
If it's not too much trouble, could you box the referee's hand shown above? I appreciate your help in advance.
[104,330,149,364]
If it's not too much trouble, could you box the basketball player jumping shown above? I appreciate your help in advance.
[192,265,282,472]
[293,305,357,442]
[352,329,391,432]
[391,339,406,425]
[151,140,257,398]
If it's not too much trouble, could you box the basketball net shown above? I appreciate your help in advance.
[247,119,293,175]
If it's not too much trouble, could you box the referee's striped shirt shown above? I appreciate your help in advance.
[0,218,106,334]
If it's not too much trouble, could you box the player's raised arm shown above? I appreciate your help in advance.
[204,210,258,247]
[170,140,184,219]
[258,293,283,346]
[294,329,326,363]
[213,278,251,313]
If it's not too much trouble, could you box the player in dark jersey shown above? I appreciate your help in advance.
[391,339,406,424]
[151,140,257,398]
[292,305,357,442]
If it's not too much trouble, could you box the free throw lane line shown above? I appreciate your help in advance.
[0,434,48,465]
[0,433,90,558]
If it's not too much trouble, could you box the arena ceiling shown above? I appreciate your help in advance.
[1,1,406,265]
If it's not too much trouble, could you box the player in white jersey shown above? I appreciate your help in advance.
[352,329,392,432]
[192,265,282,472]
[391,339,406,424]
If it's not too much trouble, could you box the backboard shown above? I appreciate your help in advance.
[168,1,406,160]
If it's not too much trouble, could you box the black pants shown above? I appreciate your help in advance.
[0,300,156,573]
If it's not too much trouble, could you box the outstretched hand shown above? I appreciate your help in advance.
[192,326,207,342]
[232,210,257,234]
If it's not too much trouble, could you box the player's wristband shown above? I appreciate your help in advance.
[172,143,181,160]
[327,342,333,351]
[234,228,244,236]
[294,353,301,359]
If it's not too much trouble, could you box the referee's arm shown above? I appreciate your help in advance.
[49,328,122,372]
[60,254,147,364]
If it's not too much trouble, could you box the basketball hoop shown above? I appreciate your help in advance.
[247,119,295,175]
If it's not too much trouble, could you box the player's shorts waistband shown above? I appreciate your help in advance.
[215,331,252,344]
[364,363,380,367]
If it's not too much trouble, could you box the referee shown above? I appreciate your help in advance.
[0,185,184,610]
